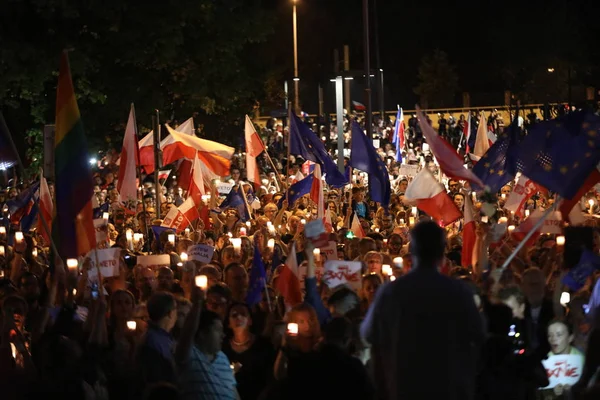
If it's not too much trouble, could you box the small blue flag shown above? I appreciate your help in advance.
[562,250,600,291]
[246,245,267,306]
[93,202,109,219]
[277,175,314,209]
[219,186,251,221]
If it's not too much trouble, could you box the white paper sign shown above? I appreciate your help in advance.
[542,354,583,389]
[399,164,419,177]
[137,254,171,270]
[319,241,338,263]
[187,244,215,263]
[87,248,121,278]
[323,260,362,290]
[93,218,108,248]
[304,219,325,238]
[217,182,234,194]
[297,261,324,289]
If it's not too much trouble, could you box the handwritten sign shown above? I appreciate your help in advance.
[399,164,419,177]
[217,182,234,194]
[542,354,583,389]
[137,254,171,270]
[323,260,362,290]
[93,218,108,248]
[87,248,121,278]
[187,244,215,264]
[319,241,338,263]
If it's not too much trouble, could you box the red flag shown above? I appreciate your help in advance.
[461,194,477,268]
[37,171,53,243]
[559,166,600,222]
[276,243,303,306]
[161,197,200,232]
[405,168,462,227]
[310,164,324,219]
[416,106,484,188]
[245,115,265,186]
[117,105,139,212]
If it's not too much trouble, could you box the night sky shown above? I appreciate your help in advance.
[262,0,600,113]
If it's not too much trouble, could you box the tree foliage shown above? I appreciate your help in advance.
[413,49,459,108]
[0,0,274,159]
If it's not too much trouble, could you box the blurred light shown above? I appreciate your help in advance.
[547,67,555,73]
[293,77,300,81]
[89,158,97,165]
[344,77,354,80]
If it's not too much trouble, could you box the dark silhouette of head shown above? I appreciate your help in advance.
[409,220,446,268]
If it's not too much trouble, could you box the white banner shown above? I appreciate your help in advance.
[87,248,121,278]
[323,260,362,290]
[137,254,171,270]
[93,218,108,248]
[399,164,419,177]
[187,244,215,264]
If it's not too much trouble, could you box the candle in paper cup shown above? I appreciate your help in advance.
[127,320,137,331]
[300,219,306,225]
[180,252,188,262]
[589,199,595,207]
[246,221,251,228]
[32,248,38,258]
[498,217,508,224]
[375,228,379,233]
[383,238,388,245]
[72,288,77,296]
[412,207,417,216]
[501,193,506,200]
[267,239,275,250]
[230,238,241,253]
[560,292,570,307]
[0,246,5,257]
[382,264,392,276]
[126,230,133,241]
[195,275,208,289]
[399,219,405,225]
[393,257,403,268]
[556,235,565,246]
[507,225,515,233]
[66,258,78,272]
[133,233,142,244]
[185,228,190,237]
[313,248,320,261]
[102,212,109,221]
[14,231,23,243]
[409,217,415,225]
[525,209,530,217]
[0,226,6,236]
[390,275,396,282]
[287,323,299,336]
[240,227,247,236]
[168,234,175,245]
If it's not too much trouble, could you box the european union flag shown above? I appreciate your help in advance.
[93,202,109,219]
[151,225,173,252]
[246,245,266,306]
[289,111,347,187]
[7,182,40,229]
[219,186,251,221]
[516,111,600,199]
[472,116,521,193]
[278,175,314,209]
[562,250,600,291]
[350,121,391,207]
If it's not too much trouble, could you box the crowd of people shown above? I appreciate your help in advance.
[0,107,600,400]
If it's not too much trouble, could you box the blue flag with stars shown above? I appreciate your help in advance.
[289,111,348,187]
[350,121,391,207]
[516,111,600,199]
[562,250,600,291]
[277,175,314,209]
[246,245,267,306]
[472,114,521,193]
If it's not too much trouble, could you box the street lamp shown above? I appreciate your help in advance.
[292,0,300,114]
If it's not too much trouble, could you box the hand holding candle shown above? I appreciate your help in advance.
[14,231,23,243]
[195,275,208,289]
[126,320,137,331]
[287,322,298,336]
[230,238,241,254]
[66,258,78,273]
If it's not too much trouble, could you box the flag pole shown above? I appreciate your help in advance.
[286,106,293,207]
[500,199,560,270]
[131,103,151,244]
[239,183,254,220]
[152,110,162,219]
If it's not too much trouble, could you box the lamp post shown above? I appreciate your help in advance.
[292,0,300,115]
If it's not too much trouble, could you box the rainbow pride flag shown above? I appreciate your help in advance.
[52,51,96,259]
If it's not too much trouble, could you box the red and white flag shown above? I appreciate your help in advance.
[37,170,53,244]
[461,193,477,268]
[117,105,139,212]
[396,107,406,150]
[416,106,484,188]
[350,212,365,238]
[157,169,172,181]
[137,117,195,174]
[245,115,265,187]
[276,242,303,307]
[310,164,324,219]
[187,152,205,204]
[504,174,540,217]
[324,208,334,233]
[471,113,490,162]
[559,165,600,222]
[463,112,471,153]
[405,168,462,227]
[161,197,200,232]
[512,208,563,245]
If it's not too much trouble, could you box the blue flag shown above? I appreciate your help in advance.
[289,111,347,187]
[472,115,521,193]
[219,186,251,221]
[562,250,600,291]
[350,121,391,207]
[516,111,600,199]
[7,182,40,229]
[151,225,173,252]
[246,245,266,306]
[393,108,402,163]
[277,175,314,209]
[93,202,109,219]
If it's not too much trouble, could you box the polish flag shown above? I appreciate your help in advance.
[137,117,196,174]
[463,112,471,153]
[504,174,539,217]
[511,209,563,245]
[187,152,205,204]
[351,212,365,238]
[276,242,303,306]
[161,197,200,232]
[162,125,233,177]
[405,168,462,227]
[157,169,172,181]
[310,164,324,219]
[324,208,334,232]
[245,115,265,187]
[37,171,53,244]
[117,105,139,212]
[292,169,305,184]
[461,193,477,268]
[416,106,484,188]
[397,107,405,150]
[559,165,600,222]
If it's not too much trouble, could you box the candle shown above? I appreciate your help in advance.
[168,234,175,245]
[0,246,4,257]
[240,227,247,236]
[525,209,530,217]
[412,207,417,216]
[102,212,109,222]
[0,226,6,236]
[133,233,142,244]
[246,221,251,228]
[14,231,23,243]
[375,228,380,233]
[201,194,210,203]
[266,221,272,227]
[267,239,275,250]
[390,275,396,282]
[66,258,78,272]
[393,257,403,268]
[383,238,388,245]
[508,225,515,233]
[300,219,306,225]
[382,264,392,276]
[227,232,233,238]
[560,292,570,307]
[195,275,208,289]
[268,225,276,235]
[180,252,188,262]
[185,228,190,237]
[471,192,477,202]
[72,288,77,296]
[230,238,241,253]
[498,217,508,224]
[399,219,405,225]
[126,320,137,331]
[556,235,565,246]
[501,193,506,200]
[32,248,38,258]
[287,323,299,336]
[313,248,320,261]
[409,217,415,225]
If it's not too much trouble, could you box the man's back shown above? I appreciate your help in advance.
[362,268,484,400]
